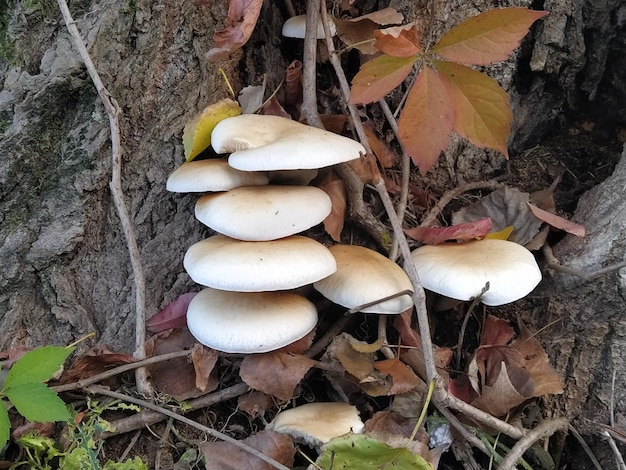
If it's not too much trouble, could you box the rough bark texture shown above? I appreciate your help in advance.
[0,0,625,461]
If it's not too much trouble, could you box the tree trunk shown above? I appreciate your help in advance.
[1,0,624,463]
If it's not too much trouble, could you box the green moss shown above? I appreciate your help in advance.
[0,0,17,64]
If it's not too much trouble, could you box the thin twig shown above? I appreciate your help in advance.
[607,370,626,470]
[86,385,288,470]
[301,0,323,128]
[53,350,191,393]
[56,0,151,396]
[103,382,250,437]
[455,283,488,372]
[435,405,490,456]
[543,243,626,281]
[568,424,603,470]
[420,180,505,227]
[498,418,568,470]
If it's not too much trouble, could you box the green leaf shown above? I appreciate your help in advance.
[431,8,548,65]
[433,60,511,157]
[349,55,415,105]
[3,346,74,389]
[103,456,149,470]
[5,382,70,422]
[316,434,433,469]
[0,401,10,450]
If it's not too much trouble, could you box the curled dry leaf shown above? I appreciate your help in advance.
[363,125,395,168]
[206,0,264,61]
[200,429,295,470]
[285,60,303,106]
[318,169,347,241]
[60,344,135,389]
[334,7,404,55]
[238,391,275,419]
[374,359,421,395]
[239,352,316,401]
[191,343,219,393]
[452,186,543,245]
[147,292,197,333]
[404,218,492,244]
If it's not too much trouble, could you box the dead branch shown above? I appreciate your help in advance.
[56,0,151,396]
[497,418,568,470]
[543,243,626,281]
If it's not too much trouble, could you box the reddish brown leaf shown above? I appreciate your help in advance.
[285,60,303,106]
[374,359,421,394]
[363,125,395,168]
[279,328,316,355]
[527,203,586,237]
[404,218,491,244]
[334,8,404,55]
[431,8,548,65]
[469,361,529,416]
[348,153,381,185]
[472,345,532,394]
[200,430,295,470]
[238,391,275,419]
[147,292,197,333]
[349,54,415,105]
[60,345,135,388]
[206,0,264,61]
[479,314,515,346]
[261,96,290,118]
[397,66,453,174]
[374,25,422,57]
[239,352,315,401]
[318,169,347,241]
[435,60,511,158]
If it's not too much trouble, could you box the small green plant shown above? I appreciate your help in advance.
[0,345,75,450]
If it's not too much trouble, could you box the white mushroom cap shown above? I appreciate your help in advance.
[282,15,337,39]
[410,239,542,306]
[211,114,365,171]
[194,185,331,241]
[166,159,269,193]
[314,245,414,314]
[184,235,337,291]
[268,402,364,448]
[187,287,318,354]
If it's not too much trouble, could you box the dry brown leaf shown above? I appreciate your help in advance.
[191,344,219,393]
[510,321,564,396]
[318,169,346,241]
[334,333,379,383]
[239,352,315,401]
[200,429,295,470]
[469,361,528,417]
[452,187,543,245]
[206,0,264,61]
[480,314,515,346]
[348,153,381,184]
[60,344,135,388]
[334,8,404,55]
[238,391,275,419]
[261,96,290,118]
[374,358,421,394]
[349,336,385,354]
[363,126,395,168]
[279,328,316,355]
[285,60,302,106]
[144,329,212,400]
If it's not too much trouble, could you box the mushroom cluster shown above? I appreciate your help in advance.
[167,114,366,353]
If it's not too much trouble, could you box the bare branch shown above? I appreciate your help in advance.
[498,418,568,469]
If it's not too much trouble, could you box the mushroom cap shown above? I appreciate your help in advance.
[314,245,414,314]
[268,402,364,448]
[281,14,337,39]
[410,239,542,306]
[211,114,365,171]
[194,185,332,241]
[184,235,337,291]
[187,287,318,354]
[166,159,268,193]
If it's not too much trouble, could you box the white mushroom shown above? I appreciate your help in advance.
[166,159,268,193]
[314,245,414,314]
[211,114,365,171]
[187,288,318,354]
[267,402,364,448]
[410,239,542,306]
[282,14,337,39]
[194,185,331,241]
[184,235,337,292]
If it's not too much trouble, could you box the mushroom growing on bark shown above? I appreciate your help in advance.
[410,239,542,306]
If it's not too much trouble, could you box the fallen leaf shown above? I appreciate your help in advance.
[318,169,347,241]
[239,84,265,114]
[261,96,290,118]
[206,0,264,61]
[334,334,380,384]
[238,391,275,419]
[480,314,515,346]
[363,125,395,168]
[147,292,198,333]
[349,54,416,105]
[398,66,454,174]
[183,99,242,162]
[374,25,422,57]
[435,60,511,158]
[348,153,381,185]
[404,218,492,244]
[484,225,514,240]
[201,430,295,470]
[239,352,315,401]
[374,359,421,395]
[527,203,586,237]
[191,344,219,392]
[349,337,385,354]
[279,328,316,355]
[364,411,431,458]
[285,60,302,106]
[452,187,543,245]
[334,8,405,55]
[431,8,549,65]
[469,361,529,416]
[60,345,135,388]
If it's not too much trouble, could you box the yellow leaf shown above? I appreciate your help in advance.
[349,337,385,353]
[183,99,242,162]
[485,226,514,240]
